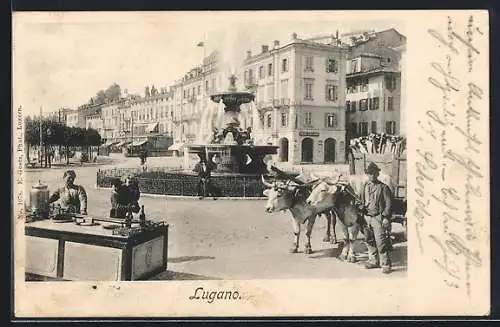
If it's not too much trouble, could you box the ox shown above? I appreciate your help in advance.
[261,175,331,254]
[305,173,392,263]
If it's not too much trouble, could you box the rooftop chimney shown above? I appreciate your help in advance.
[246,50,252,59]
[273,40,280,49]
[261,45,269,53]
[292,32,298,40]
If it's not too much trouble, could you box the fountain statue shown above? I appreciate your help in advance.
[185,74,278,174]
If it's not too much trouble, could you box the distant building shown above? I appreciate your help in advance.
[67,104,102,128]
[171,51,231,144]
[43,107,72,125]
[345,49,402,140]
[243,32,349,164]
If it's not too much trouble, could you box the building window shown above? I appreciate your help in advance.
[351,59,360,73]
[282,58,288,72]
[268,63,273,76]
[205,80,209,92]
[387,96,394,111]
[369,97,380,110]
[349,123,357,137]
[183,90,186,99]
[386,75,397,91]
[359,99,368,111]
[346,100,351,112]
[361,79,369,92]
[326,83,338,102]
[326,58,338,73]
[304,56,314,71]
[244,70,249,85]
[212,78,216,92]
[197,85,201,95]
[281,112,288,127]
[304,112,312,126]
[351,100,357,112]
[304,80,313,100]
[386,121,396,134]
[359,122,368,136]
[248,69,254,85]
[259,66,264,79]
[267,113,272,128]
[371,121,377,133]
[326,113,337,128]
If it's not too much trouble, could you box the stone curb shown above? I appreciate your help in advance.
[94,185,267,200]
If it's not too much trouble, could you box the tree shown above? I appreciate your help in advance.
[104,83,121,102]
[24,117,102,165]
[95,90,106,104]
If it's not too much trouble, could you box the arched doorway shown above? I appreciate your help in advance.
[301,138,313,163]
[279,138,289,162]
[324,138,336,163]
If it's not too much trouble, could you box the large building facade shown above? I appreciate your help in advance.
[345,52,401,140]
[243,33,348,164]
[66,28,405,160]
[344,28,406,141]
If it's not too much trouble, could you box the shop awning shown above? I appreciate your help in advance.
[168,143,184,151]
[103,140,119,147]
[130,139,148,147]
[116,141,132,147]
[146,122,159,133]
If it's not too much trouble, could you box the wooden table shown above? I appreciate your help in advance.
[25,219,169,281]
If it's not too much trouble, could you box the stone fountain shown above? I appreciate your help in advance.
[185,75,278,174]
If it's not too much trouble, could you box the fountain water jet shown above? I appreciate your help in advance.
[185,74,278,174]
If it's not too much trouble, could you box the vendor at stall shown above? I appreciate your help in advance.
[110,178,141,218]
[48,170,88,215]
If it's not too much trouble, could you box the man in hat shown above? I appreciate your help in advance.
[49,170,88,215]
[193,155,217,200]
[359,162,394,274]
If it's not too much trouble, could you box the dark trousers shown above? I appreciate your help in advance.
[197,178,214,197]
[364,214,392,268]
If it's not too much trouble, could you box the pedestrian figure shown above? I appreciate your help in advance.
[358,162,394,274]
[49,170,88,215]
[109,178,140,219]
[193,155,217,200]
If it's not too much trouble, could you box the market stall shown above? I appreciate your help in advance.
[25,181,169,281]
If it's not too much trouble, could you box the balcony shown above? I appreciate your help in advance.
[273,98,290,108]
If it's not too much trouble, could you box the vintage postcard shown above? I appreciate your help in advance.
[12,10,490,317]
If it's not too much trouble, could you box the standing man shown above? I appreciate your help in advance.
[193,156,216,200]
[359,162,393,274]
[49,170,88,215]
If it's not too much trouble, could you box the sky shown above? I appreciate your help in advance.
[13,11,405,117]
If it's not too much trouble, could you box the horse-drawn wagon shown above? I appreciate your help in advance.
[348,133,407,240]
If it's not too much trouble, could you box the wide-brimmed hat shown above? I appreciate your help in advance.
[365,162,381,174]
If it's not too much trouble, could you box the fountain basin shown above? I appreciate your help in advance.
[186,143,278,174]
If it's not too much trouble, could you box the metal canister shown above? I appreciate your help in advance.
[29,180,50,214]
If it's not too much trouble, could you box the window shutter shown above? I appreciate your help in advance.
[325,58,329,73]
[325,113,328,128]
[325,84,329,101]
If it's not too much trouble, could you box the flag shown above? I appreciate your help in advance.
[196,41,204,47]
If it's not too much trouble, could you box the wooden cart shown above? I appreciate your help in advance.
[349,151,407,239]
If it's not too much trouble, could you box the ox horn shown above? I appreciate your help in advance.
[261,175,274,188]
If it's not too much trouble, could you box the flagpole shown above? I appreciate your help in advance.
[39,106,43,164]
